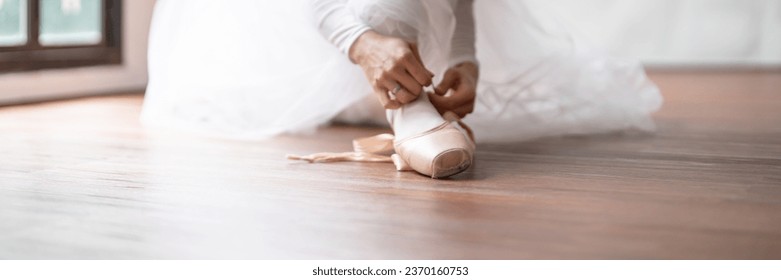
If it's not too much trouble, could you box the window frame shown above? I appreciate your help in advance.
[0,0,122,73]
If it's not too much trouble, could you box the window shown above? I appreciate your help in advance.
[0,0,121,72]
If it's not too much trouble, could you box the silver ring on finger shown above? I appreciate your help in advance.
[391,83,402,94]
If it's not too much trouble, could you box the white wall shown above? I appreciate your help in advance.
[0,0,155,104]
[538,0,781,67]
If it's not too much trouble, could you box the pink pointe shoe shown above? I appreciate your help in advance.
[287,110,475,179]
[287,92,475,179]
[391,113,474,178]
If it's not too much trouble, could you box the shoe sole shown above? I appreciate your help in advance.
[430,149,472,179]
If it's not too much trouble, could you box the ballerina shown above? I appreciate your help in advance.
[141,0,662,178]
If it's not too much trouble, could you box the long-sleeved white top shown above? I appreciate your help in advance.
[311,0,477,66]
[448,0,477,67]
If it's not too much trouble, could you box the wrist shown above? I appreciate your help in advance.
[348,30,377,64]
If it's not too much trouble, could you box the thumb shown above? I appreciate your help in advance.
[435,70,458,96]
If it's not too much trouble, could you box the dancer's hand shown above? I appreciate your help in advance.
[430,62,478,118]
[349,31,434,109]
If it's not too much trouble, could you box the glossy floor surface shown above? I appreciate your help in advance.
[1,72,780,259]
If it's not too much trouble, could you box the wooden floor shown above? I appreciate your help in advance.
[1,72,780,259]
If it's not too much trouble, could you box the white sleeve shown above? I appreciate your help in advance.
[449,0,477,67]
[310,0,372,54]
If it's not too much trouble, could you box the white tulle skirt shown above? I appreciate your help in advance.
[141,0,663,143]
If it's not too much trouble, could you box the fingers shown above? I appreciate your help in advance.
[403,58,433,87]
[409,44,434,78]
[435,69,459,96]
[451,102,475,118]
[429,87,476,117]
[430,95,475,118]
[379,52,426,101]
[428,92,452,114]
[390,70,423,98]
[392,46,429,96]
[379,78,418,104]
[362,41,441,109]
[393,88,417,104]
[374,87,401,109]
[404,44,434,86]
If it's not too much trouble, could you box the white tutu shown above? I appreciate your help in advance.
[141,0,663,143]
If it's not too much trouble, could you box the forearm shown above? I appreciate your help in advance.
[449,0,477,68]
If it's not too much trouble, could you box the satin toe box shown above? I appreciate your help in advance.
[394,124,474,179]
